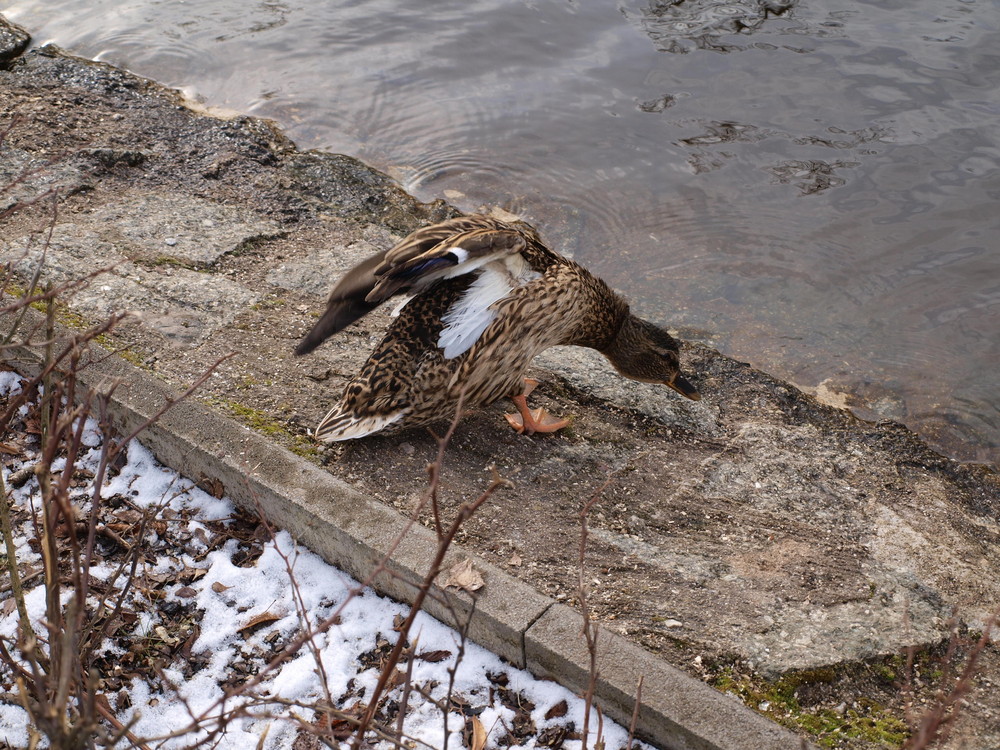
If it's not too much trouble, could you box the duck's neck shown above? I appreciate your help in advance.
[574,283,630,351]
[597,310,643,361]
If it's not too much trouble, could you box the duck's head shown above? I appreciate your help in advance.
[601,315,700,400]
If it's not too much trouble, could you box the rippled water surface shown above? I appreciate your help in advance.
[7,0,999,464]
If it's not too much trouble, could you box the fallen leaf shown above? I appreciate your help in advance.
[442,558,484,592]
[416,649,452,663]
[544,699,568,720]
[93,693,112,715]
[175,586,197,598]
[178,566,208,583]
[181,624,201,659]
[238,611,282,636]
[537,725,569,747]
[470,716,487,750]
[153,625,180,646]
[211,581,230,593]
[198,475,225,499]
[312,702,366,741]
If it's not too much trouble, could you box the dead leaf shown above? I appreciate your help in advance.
[93,693,112,715]
[198,475,225,499]
[385,667,405,691]
[416,649,452,663]
[153,625,180,646]
[175,586,197,598]
[470,716,487,750]
[312,701,366,741]
[211,581,230,593]
[181,623,201,659]
[178,566,208,583]
[544,699,568,719]
[0,442,21,455]
[537,725,569,747]
[442,558,484,592]
[238,611,282,636]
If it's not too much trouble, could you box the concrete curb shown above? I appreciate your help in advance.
[6,313,809,750]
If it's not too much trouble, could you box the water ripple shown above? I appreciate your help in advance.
[7,0,1000,463]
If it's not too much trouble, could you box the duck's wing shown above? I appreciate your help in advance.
[294,250,387,355]
[294,216,531,356]
[367,217,529,303]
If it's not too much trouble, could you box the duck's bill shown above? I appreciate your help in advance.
[666,375,700,401]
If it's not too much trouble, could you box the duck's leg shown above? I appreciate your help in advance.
[504,378,570,435]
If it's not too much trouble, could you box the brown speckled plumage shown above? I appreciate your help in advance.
[295,215,699,440]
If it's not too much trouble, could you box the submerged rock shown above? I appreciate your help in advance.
[0,16,29,64]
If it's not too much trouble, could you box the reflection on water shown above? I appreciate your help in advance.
[621,0,798,54]
[5,0,999,465]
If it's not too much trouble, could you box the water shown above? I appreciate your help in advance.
[5,0,999,465]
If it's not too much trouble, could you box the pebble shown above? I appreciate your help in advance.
[164,237,177,246]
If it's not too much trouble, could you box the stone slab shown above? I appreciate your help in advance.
[526,603,809,750]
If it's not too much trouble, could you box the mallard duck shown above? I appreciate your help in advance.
[295,214,699,441]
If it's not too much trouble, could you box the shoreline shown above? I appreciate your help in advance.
[2,19,998,748]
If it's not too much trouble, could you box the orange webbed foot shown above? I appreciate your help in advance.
[504,379,570,435]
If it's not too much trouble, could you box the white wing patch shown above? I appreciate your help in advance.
[438,255,540,359]
[441,246,496,280]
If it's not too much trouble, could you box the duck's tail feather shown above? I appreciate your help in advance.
[314,408,405,441]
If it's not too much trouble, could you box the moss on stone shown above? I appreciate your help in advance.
[710,666,909,748]
[4,283,151,369]
[140,256,209,272]
[211,398,319,461]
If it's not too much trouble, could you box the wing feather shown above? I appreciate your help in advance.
[367,227,527,303]
[295,215,534,355]
[294,250,387,355]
